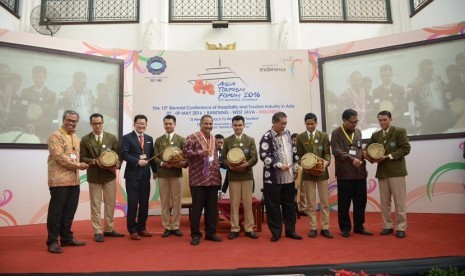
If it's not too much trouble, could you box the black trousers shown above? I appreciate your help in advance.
[125,178,151,234]
[337,178,368,232]
[263,182,297,238]
[46,185,80,245]
[190,186,219,238]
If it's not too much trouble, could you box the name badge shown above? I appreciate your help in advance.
[349,150,357,156]
[140,154,147,160]
[70,153,77,160]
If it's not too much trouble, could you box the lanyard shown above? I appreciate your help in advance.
[340,126,354,146]
[199,131,213,156]
[59,127,75,152]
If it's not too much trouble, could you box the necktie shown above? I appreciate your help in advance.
[166,134,170,143]
[139,134,144,151]
[383,131,387,137]
[237,136,241,144]
[309,133,314,144]
[97,135,102,146]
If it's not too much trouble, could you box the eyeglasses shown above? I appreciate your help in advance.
[346,119,359,125]
[65,118,78,124]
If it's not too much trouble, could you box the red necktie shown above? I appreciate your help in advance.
[139,134,144,152]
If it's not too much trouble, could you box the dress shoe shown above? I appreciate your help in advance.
[94,234,104,242]
[130,233,141,240]
[354,229,373,236]
[48,243,63,254]
[61,238,86,247]
[228,231,240,240]
[245,231,258,239]
[285,233,303,240]
[396,230,406,238]
[191,236,200,246]
[205,234,223,242]
[171,229,183,237]
[380,228,394,235]
[138,230,153,237]
[103,231,125,237]
[298,211,308,216]
[341,230,350,238]
[270,236,280,242]
[162,229,171,238]
[308,229,317,238]
[320,229,334,239]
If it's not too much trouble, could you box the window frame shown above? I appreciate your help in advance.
[299,0,392,24]
[0,0,20,18]
[169,0,271,23]
[409,0,434,17]
[41,0,140,25]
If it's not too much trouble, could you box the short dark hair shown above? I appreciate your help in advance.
[378,110,392,119]
[215,134,224,140]
[291,133,298,139]
[89,113,103,121]
[272,112,287,123]
[164,114,176,123]
[231,115,245,123]
[304,113,317,122]
[62,110,79,120]
[134,114,147,123]
[200,114,213,124]
[342,109,357,120]
[380,64,392,73]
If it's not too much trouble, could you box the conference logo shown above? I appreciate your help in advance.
[259,56,303,77]
[146,56,167,75]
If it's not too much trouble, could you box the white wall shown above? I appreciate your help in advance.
[1,0,464,51]
[410,0,465,31]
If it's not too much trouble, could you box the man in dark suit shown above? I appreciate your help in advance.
[20,66,58,142]
[121,114,157,240]
[80,113,124,242]
[222,115,258,240]
[296,113,333,239]
[364,110,411,238]
[372,64,412,131]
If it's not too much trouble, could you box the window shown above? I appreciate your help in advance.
[169,0,270,22]
[0,0,20,18]
[42,0,139,24]
[299,0,391,23]
[409,0,433,17]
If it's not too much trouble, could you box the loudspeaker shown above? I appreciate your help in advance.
[212,20,228,28]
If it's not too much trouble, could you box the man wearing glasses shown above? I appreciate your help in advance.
[330,109,372,238]
[46,110,89,253]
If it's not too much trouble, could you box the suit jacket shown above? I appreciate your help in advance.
[153,133,186,178]
[296,130,331,181]
[20,86,58,142]
[372,82,410,122]
[80,131,120,184]
[222,133,258,181]
[121,131,156,181]
[365,125,410,178]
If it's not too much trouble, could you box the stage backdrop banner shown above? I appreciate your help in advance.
[133,50,311,197]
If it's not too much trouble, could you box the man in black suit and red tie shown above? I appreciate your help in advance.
[121,114,157,240]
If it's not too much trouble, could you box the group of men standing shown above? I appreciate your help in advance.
[45,107,411,253]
